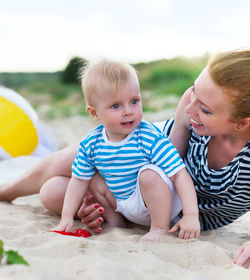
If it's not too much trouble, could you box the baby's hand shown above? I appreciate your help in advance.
[53,217,74,232]
[168,214,200,239]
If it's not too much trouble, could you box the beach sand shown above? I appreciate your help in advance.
[1,115,250,280]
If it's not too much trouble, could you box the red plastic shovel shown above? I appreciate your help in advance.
[52,228,92,238]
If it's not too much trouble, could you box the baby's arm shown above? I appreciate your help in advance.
[54,177,89,232]
[169,168,200,239]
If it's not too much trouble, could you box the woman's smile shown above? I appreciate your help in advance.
[190,118,203,128]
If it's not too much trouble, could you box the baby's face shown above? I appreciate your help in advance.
[94,79,142,142]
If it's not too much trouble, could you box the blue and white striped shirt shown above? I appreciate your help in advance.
[72,120,185,199]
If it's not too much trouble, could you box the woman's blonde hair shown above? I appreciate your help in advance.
[80,59,139,106]
[208,49,250,122]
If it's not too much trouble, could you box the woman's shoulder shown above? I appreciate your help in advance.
[168,89,192,158]
[237,141,250,161]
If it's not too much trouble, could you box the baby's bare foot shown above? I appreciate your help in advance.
[139,229,167,243]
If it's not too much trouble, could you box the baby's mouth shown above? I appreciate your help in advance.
[121,121,134,125]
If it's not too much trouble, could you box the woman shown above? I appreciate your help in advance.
[0,49,250,267]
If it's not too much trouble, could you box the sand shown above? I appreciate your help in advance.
[1,115,250,280]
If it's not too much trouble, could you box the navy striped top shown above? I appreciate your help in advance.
[163,119,250,230]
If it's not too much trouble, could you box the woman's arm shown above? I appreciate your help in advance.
[169,87,192,158]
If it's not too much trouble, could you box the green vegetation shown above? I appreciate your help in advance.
[0,55,207,119]
[0,240,29,265]
[135,56,207,96]
[61,56,87,84]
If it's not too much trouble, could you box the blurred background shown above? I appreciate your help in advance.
[0,0,250,146]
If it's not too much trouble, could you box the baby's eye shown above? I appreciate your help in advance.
[111,104,119,109]
[201,104,212,114]
[131,99,138,104]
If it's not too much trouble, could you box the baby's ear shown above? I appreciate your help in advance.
[87,106,99,121]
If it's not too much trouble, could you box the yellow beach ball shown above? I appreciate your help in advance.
[0,86,39,159]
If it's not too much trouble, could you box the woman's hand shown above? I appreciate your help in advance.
[234,241,250,268]
[77,194,104,233]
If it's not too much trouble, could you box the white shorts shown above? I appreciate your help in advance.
[115,164,182,226]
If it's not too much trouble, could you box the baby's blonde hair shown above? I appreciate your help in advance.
[208,49,250,122]
[80,59,139,106]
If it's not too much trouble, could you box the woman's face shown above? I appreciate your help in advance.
[184,67,236,137]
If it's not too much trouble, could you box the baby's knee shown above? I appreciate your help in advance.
[139,169,160,187]
[139,168,171,193]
